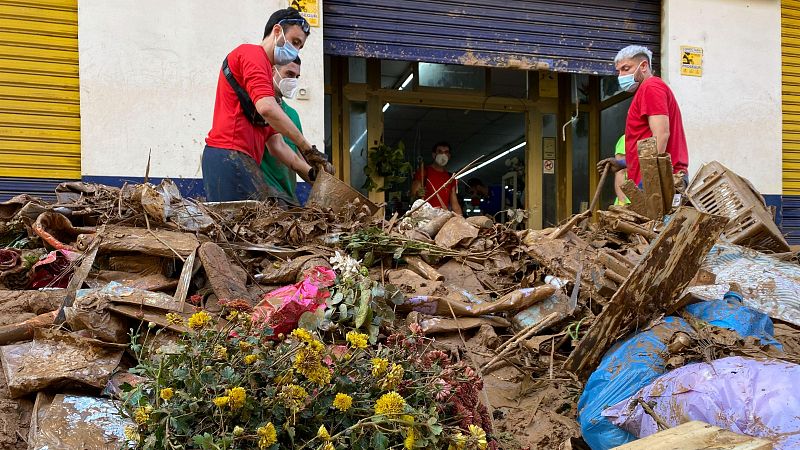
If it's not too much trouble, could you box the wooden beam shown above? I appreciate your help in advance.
[611,421,773,450]
[564,207,729,378]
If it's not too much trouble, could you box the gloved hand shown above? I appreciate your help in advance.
[596,157,626,174]
[302,145,335,176]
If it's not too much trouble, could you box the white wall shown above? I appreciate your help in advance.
[662,0,782,195]
[78,0,325,180]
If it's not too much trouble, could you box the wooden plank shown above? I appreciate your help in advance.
[76,225,199,259]
[657,155,675,212]
[564,207,729,378]
[612,421,773,450]
[621,180,650,218]
[197,242,254,306]
[639,155,663,218]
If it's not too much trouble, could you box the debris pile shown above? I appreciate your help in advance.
[0,149,798,449]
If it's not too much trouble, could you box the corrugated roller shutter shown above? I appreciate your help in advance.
[0,0,80,183]
[784,0,800,195]
[323,0,661,75]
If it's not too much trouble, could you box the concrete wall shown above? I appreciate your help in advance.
[78,0,325,181]
[662,0,782,195]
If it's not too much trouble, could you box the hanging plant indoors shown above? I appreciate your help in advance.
[362,141,412,192]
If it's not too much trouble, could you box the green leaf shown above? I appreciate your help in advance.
[220,366,235,382]
[355,288,371,329]
[328,291,345,306]
[371,431,389,450]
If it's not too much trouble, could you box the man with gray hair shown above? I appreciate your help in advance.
[597,45,689,191]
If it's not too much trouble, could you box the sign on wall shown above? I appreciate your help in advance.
[543,137,556,160]
[680,46,703,77]
[291,0,320,27]
[543,159,555,174]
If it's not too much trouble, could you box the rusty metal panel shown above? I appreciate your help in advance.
[323,0,661,74]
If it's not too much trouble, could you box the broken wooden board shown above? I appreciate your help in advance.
[77,225,199,258]
[198,242,255,306]
[658,154,675,213]
[611,420,773,450]
[621,180,650,218]
[564,207,728,378]
[640,155,664,219]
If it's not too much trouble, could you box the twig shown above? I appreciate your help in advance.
[549,336,555,380]
[635,399,671,431]
[482,312,561,374]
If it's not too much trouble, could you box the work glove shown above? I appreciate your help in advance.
[673,172,687,193]
[596,157,625,174]
[302,145,335,176]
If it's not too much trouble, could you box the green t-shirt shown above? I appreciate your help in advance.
[260,101,302,202]
[614,135,631,205]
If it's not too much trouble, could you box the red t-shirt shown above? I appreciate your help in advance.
[206,44,278,165]
[625,76,689,185]
[414,166,456,209]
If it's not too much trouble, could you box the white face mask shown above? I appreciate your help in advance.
[274,69,299,99]
[435,154,449,166]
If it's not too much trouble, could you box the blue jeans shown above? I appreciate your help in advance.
[201,146,294,205]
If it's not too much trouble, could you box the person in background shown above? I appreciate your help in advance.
[597,45,689,192]
[467,178,501,218]
[411,141,463,215]
[613,135,630,205]
[202,8,331,203]
[260,56,307,205]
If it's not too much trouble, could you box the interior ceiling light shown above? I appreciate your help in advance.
[456,141,526,180]
[382,74,414,113]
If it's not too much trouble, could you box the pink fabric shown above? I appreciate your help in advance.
[252,266,335,338]
[30,249,80,289]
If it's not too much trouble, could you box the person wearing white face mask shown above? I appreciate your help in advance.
[259,56,309,204]
[202,8,332,203]
[597,45,689,193]
[411,142,463,215]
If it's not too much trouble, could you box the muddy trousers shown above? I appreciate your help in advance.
[201,146,295,207]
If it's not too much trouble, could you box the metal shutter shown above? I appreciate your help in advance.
[323,0,661,75]
[0,0,80,187]
[783,0,800,242]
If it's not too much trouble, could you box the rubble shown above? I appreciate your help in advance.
[0,155,797,449]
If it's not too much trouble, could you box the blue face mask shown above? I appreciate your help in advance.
[273,27,299,66]
[618,61,644,93]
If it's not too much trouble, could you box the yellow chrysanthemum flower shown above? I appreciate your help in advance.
[321,443,335,450]
[239,340,252,351]
[279,384,308,410]
[229,387,246,409]
[448,432,466,450]
[404,427,416,450]
[371,358,389,378]
[290,328,313,342]
[400,414,414,425]
[165,313,183,326]
[468,425,488,450]
[332,393,353,412]
[306,365,332,386]
[159,388,174,401]
[257,422,277,448]
[188,311,212,329]
[124,425,140,442]
[213,344,228,359]
[213,396,230,408]
[374,391,405,416]
[380,364,405,391]
[244,354,258,365]
[233,426,245,437]
[226,310,239,321]
[346,331,368,349]
[133,406,150,425]
[317,424,331,440]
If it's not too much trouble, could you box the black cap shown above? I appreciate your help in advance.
[264,8,310,38]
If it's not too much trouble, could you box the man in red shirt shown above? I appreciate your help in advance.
[411,142,463,215]
[598,45,689,191]
[202,8,331,202]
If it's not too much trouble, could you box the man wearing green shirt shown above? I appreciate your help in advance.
[261,57,305,204]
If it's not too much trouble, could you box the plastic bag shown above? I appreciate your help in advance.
[578,295,782,450]
[252,266,335,337]
[603,356,800,449]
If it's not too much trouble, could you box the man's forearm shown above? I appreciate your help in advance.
[653,131,670,154]
[267,136,312,180]
[256,97,311,152]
